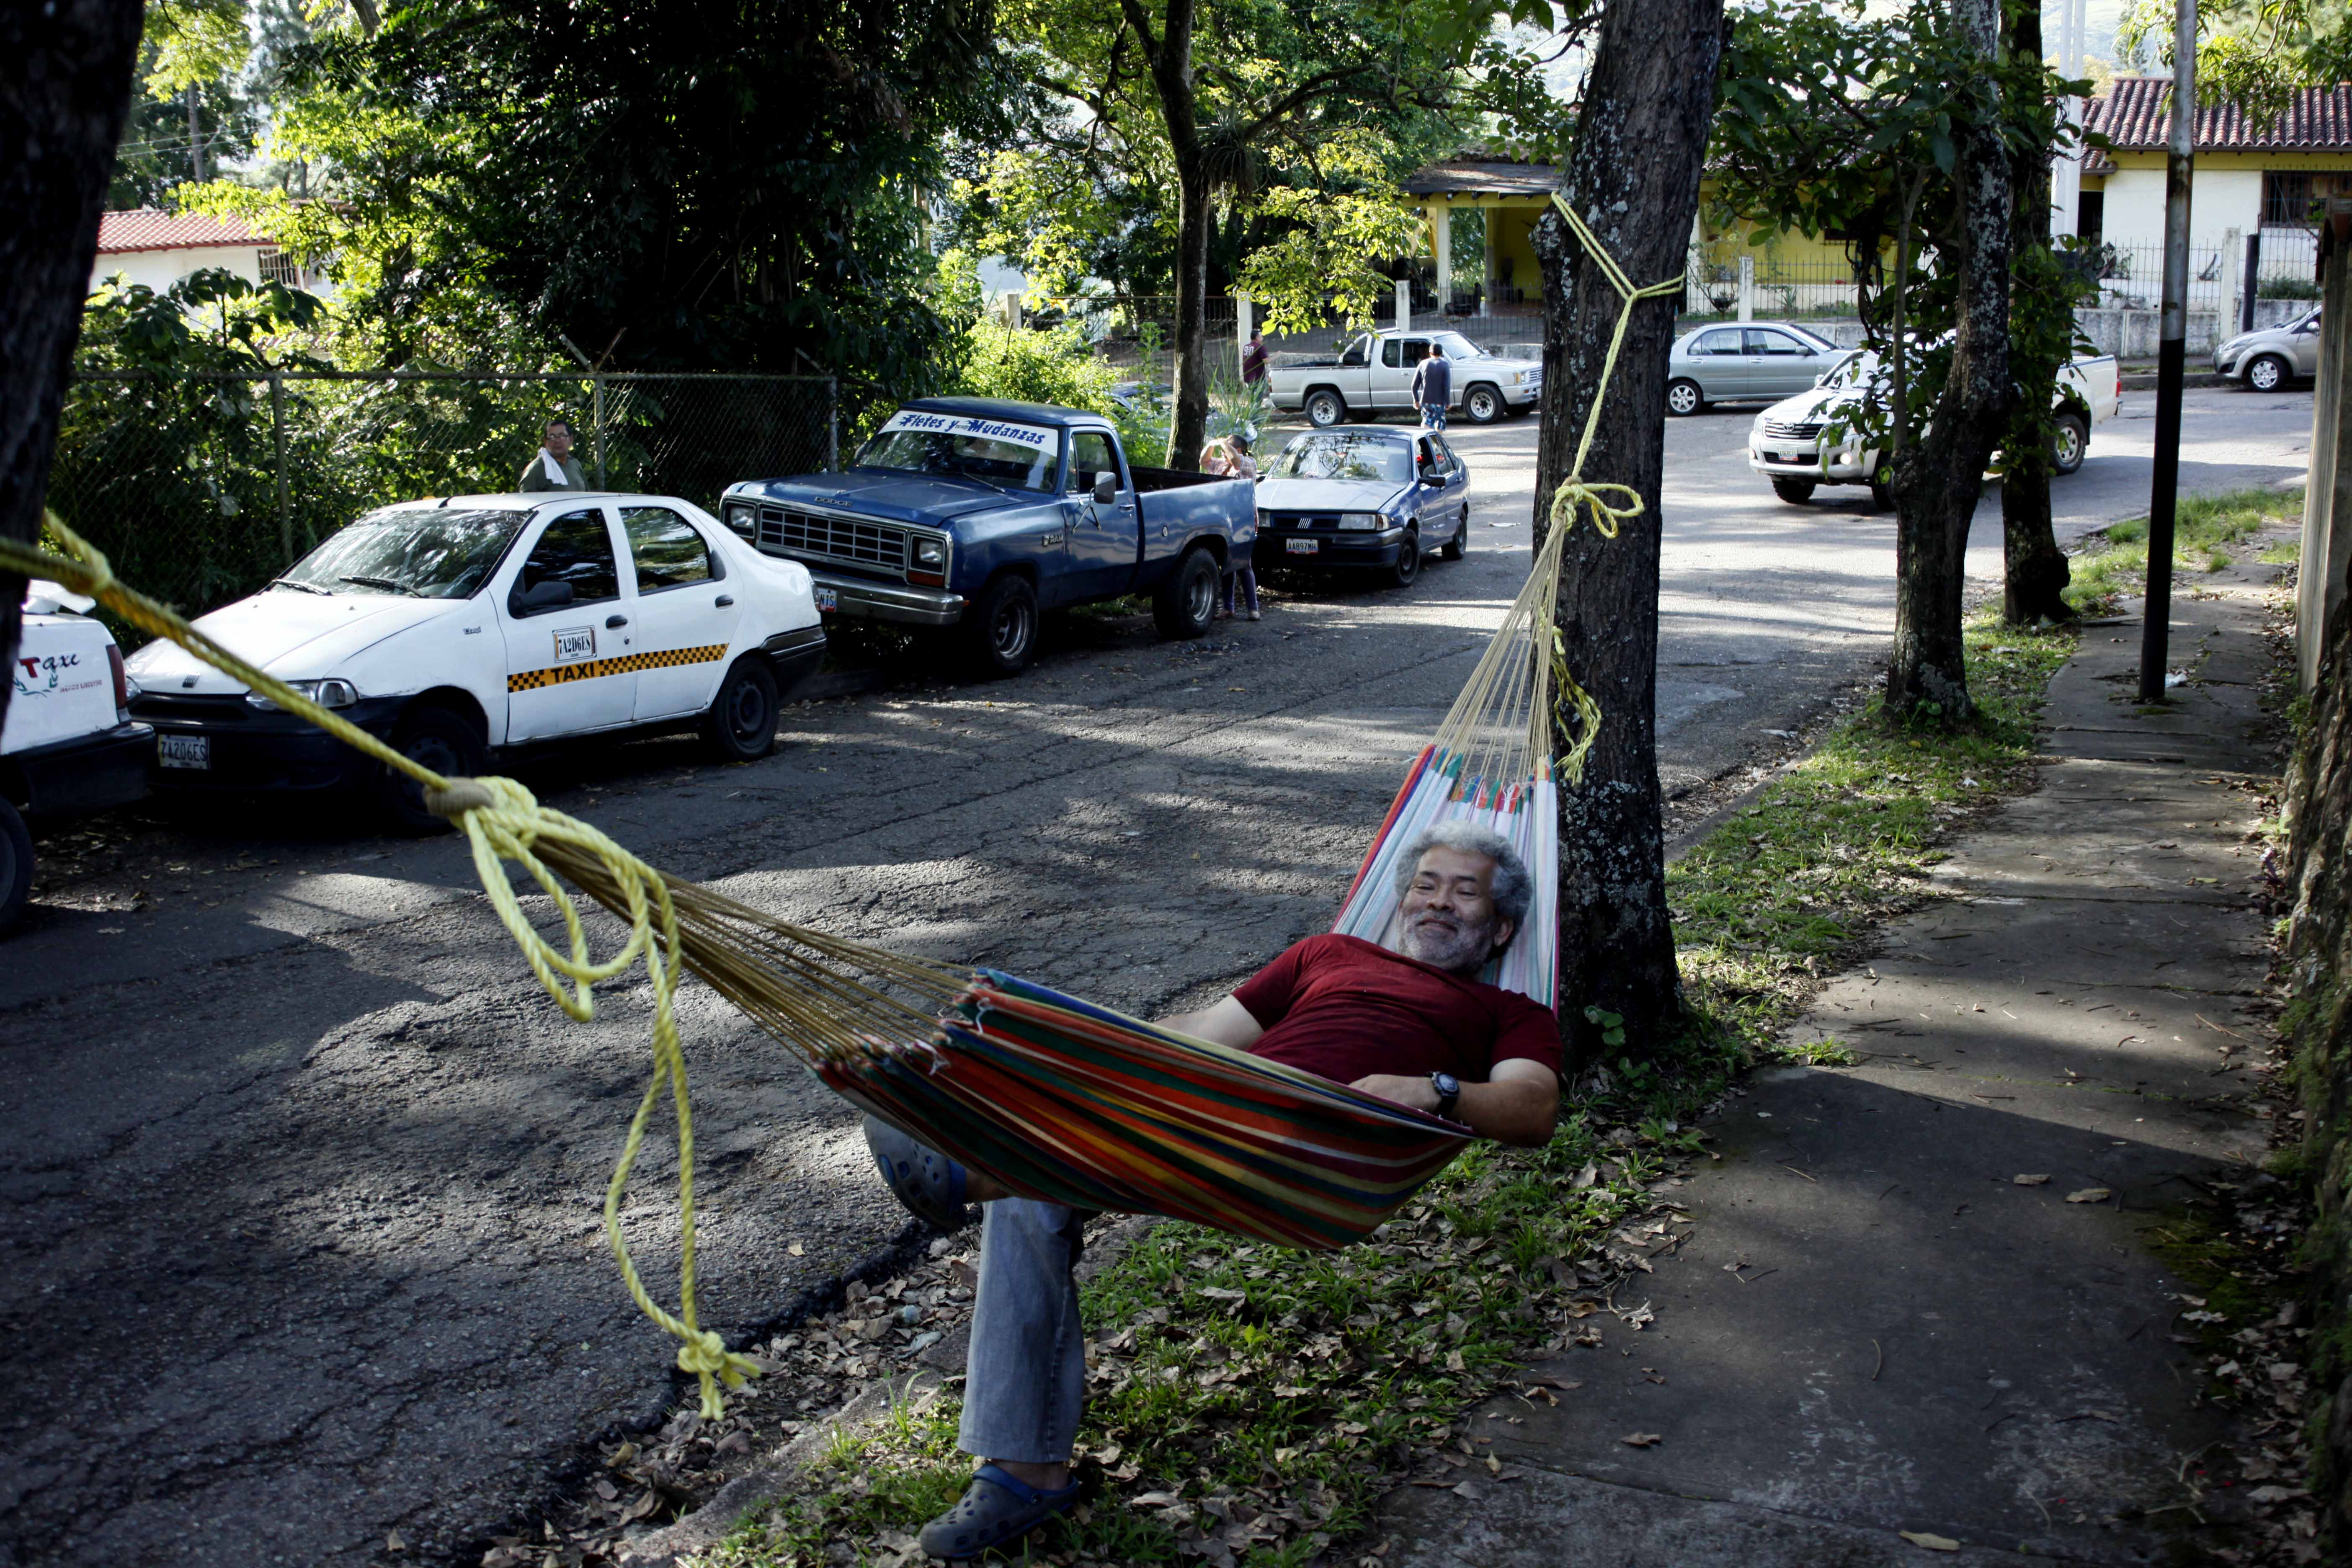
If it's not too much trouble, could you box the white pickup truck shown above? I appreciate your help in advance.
[1748,348,2123,508]
[1266,328,1543,428]
[3,581,153,931]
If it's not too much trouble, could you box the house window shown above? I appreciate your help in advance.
[2262,173,2313,230]
[257,247,301,286]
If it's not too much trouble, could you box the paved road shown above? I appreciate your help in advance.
[0,387,2312,1567]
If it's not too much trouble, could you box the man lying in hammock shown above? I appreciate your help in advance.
[862,821,1562,1560]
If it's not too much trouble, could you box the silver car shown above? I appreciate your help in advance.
[1665,321,1846,416]
[2214,307,2321,391]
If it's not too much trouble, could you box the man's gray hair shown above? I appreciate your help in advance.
[1393,821,1533,932]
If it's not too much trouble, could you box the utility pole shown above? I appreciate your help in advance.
[2138,0,2195,702]
[186,85,205,182]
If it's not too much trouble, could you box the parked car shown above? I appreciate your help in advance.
[3,580,152,931]
[720,397,1256,677]
[1253,428,1472,587]
[2214,306,2321,391]
[124,493,823,832]
[1747,348,2122,507]
[1266,329,1542,428]
[1665,321,1847,416]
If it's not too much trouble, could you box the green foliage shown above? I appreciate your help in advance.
[2117,0,2352,125]
[260,0,1005,384]
[1233,131,1427,335]
[949,317,1171,458]
[2061,487,2302,617]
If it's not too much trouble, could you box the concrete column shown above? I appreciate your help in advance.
[1394,278,1411,335]
[1481,203,1499,317]
[1737,255,1754,323]
[1236,292,1253,378]
[2220,228,2241,333]
[1432,203,1452,315]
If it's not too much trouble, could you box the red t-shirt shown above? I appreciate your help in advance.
[1232,933,1561,1087]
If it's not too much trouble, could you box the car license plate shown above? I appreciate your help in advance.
[813,585,838,612]
[158,733,210,770]
[552,626,595,663]
[1285,538,1319,555]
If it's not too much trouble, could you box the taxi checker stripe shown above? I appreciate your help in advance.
[509,644,732,694]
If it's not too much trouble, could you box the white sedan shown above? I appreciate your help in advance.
[125,492,824,831]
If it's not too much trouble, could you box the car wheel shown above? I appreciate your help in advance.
[1771,478,1816,505]
[376,704,487,836]
[1462,384,1504,425]
[967,573,1041,676]
[1304,389,1346,428]
[1438,506,1468,560]
[2050,411,2089,475]
[1867,470,1894,513]
[702,656,780,761]
[1665,379,1704,417]
[0,797,31,934]
[1388,530,1421,588]
[2245,354,2287,393]
[1153,547,1220,641]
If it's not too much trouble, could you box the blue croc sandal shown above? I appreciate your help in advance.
[918,1463,1083,1560]
[863,1115,973,1233]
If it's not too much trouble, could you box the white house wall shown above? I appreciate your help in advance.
[89,245,264,297]
[2097,166,2268,251]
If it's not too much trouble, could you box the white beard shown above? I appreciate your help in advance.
[1401,910,1496,975]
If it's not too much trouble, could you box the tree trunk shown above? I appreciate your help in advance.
[1169,160,1212,469]
[1999,0,2075,625]
[1885,0,2011,721]
[0,0,145,739]
[1530,0,1724,1060]
[1122,0,1209,470]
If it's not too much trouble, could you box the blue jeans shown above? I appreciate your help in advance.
[1220,565,1258,615]
[958,1199,1088,1464]
[1419,400,1448,431]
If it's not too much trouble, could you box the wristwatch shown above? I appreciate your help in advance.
[1429,1071,1462,1120]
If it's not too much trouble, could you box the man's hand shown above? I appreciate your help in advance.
[1349,1060,1558,1148]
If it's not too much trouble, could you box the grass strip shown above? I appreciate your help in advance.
[704,614,2077,1568]
[2062,487,2303,617]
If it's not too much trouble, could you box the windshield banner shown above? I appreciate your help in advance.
[878,410,1057,451]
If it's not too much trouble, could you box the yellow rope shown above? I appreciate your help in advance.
[1544,192,1687,541]
[0,519,761,1418]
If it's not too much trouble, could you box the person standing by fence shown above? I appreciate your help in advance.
[1201,431,1260,621]
[1242,328,1268,385]
[519,420,586,491]
[1411,343,1451,431]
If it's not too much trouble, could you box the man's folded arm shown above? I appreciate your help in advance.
[1346,1057,1559,1147]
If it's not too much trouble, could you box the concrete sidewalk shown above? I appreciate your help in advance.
[1382,557,2289,1565]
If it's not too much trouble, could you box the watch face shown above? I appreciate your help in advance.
[1432,1072,1460,1096]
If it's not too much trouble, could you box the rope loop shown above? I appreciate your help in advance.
[0,516,757,1418]
[1546,477,1646,543]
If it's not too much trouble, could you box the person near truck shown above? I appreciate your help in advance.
[1199,431,1261,621]
[860,823,1562,1560]
[518,420,586,491]
[1411,342,1452,431]
[1241,328,1268,385]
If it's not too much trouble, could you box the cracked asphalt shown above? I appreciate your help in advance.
[0,387,2311,1567]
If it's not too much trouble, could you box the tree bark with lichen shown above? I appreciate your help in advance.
[1530,0,1723,1060]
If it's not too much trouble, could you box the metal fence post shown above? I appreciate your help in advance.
[828,377,839,471]
[592,373,608,487]
[269,369,292,564]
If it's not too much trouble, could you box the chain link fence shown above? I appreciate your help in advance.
[43,369,836,632]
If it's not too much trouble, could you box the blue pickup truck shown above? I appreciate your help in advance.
[719,398,1256,676]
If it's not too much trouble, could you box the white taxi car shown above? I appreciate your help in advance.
[125,493,824,832]
[4,580,153,930]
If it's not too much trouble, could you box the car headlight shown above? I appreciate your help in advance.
[1337,513,1382,531]
[247,677,359,712]
[1256,508,1271,528]
[722,501,758,539]
[912,536,946,568]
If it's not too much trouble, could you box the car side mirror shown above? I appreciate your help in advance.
[1092,473,1118,505]
[514,579,573,612]
[1421,471,1446,487]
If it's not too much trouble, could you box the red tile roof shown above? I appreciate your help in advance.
[2083,77,2352,153]
[94,208,271,254]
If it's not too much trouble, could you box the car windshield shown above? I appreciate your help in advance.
[1266,433,1413,484]
[1819,350,1877,388]
[854,410,1060,492]
[277,507,526,599]
[1431,332,1482,360]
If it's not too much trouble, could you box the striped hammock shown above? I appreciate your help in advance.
[537,517,1584,1251]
